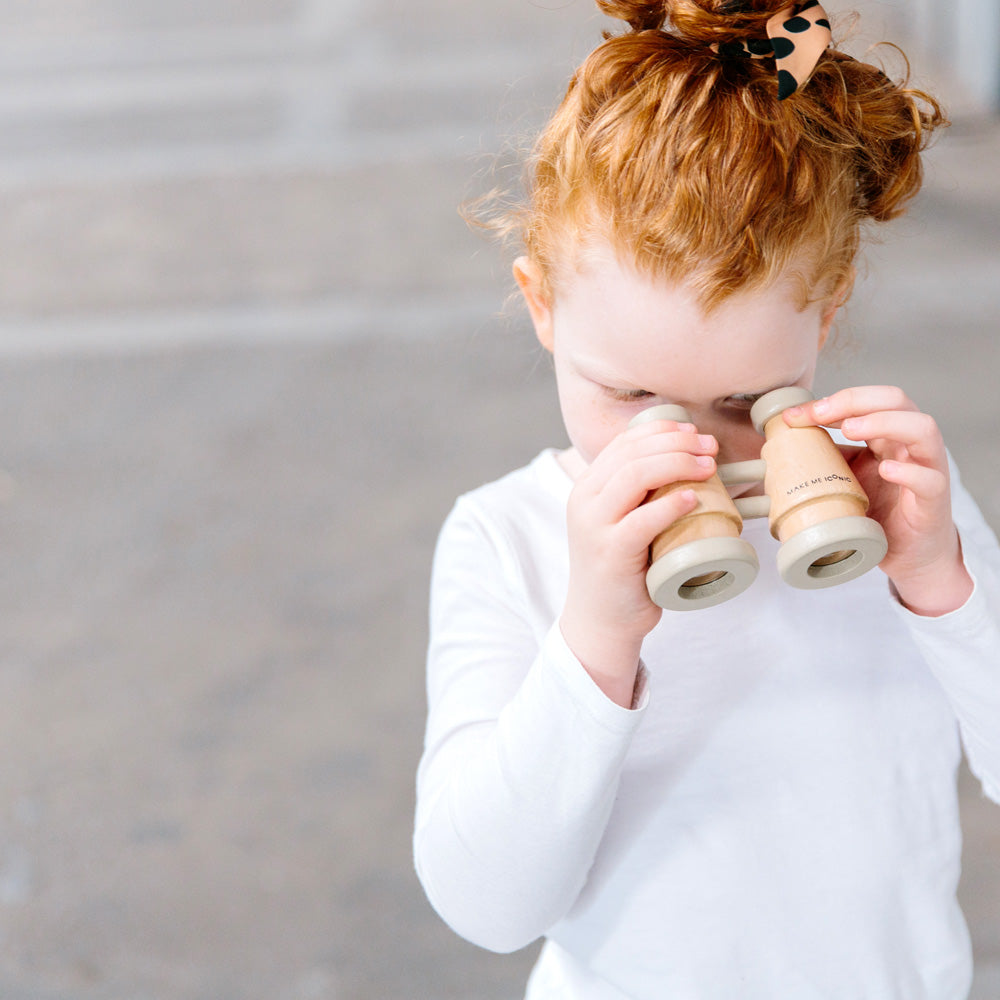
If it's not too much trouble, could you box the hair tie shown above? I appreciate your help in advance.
[714,1,832,100]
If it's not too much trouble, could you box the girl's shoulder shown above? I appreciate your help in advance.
[437,449,572,566]
[451,448,571,525]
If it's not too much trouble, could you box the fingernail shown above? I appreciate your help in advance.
[813,398,830,416]
[697,435,714,449]
[679,422,696,432]
[842,418,860,436]
[695,455,714,468]
[784,406,803,418]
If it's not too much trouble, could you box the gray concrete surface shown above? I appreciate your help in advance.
[0,2,995,998]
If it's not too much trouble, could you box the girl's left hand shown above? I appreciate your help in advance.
[783,385,973,616]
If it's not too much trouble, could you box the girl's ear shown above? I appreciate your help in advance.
[513,256,554,353]
[818,268,855,351]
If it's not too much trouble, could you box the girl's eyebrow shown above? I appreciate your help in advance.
[570,353,644,386]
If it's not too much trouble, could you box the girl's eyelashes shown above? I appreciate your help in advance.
[605,387,654,402]
[601,388,767,409]
[724,392,765,411]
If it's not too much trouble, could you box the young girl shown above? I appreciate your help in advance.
[415,2,1000,996]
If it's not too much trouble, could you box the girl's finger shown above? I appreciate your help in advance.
[858,437,907,465]
[597,451,716,522]
[618,486,701,553]
[584,424,716,494]
[783,385,918,428]
[840,411,944,465]
[879,459,950,504]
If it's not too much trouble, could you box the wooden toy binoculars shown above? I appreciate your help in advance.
[630,387,888,611]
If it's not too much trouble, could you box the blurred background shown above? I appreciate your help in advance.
[0,1,995,998]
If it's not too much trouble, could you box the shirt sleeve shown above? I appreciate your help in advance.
[892,459,1000,803]
[414,496,647,953]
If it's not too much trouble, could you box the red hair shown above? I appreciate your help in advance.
[486,0,946,310]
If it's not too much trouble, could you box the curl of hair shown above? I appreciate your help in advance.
[476,7,947,311]
[599,2,796,44]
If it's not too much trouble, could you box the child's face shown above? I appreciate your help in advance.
[515,246,839,476]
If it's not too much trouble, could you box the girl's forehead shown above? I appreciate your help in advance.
[562,243,809,317]
[556,253,822,373]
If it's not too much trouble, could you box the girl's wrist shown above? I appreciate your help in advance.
[890,552,974,618]
[558,615,644,709]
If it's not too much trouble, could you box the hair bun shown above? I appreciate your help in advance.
[598,0,777,42]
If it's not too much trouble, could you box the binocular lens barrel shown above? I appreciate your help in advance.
[630,389,888,611]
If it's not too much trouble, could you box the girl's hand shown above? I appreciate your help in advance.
[784,386,973,616]
[560,419,718,707]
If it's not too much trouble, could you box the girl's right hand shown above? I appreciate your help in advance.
[559,418,718,707]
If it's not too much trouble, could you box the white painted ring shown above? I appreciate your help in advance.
[646,536,759,611]
[776,515,888,589]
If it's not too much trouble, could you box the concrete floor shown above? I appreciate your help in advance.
[0,2,996,998]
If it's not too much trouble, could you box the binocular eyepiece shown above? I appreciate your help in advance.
[629,387,888,611]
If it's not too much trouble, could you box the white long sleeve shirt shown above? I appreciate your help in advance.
[415,449,1000,1000]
